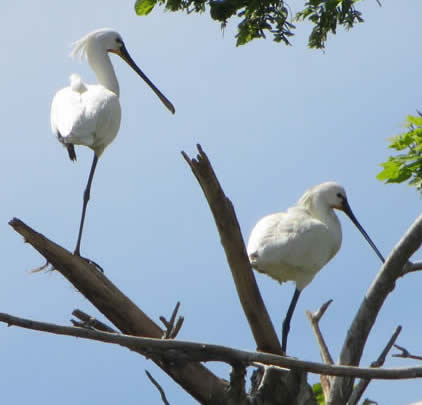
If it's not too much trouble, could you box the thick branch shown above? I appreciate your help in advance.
[1,312,422,380]
[9,218,227,404]
[328,213,422,404]
[182,145,281,354]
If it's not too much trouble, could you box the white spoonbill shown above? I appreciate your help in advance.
[247,181,384,354]
[51,28,175,260]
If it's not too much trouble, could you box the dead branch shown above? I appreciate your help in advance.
[1,312,422,380]
[227,363,248,405]
[8,217,228,404]
[306,299,334,365]
[347,326,402,405]
[306,299,334,399]
[328,213,422,405]
[182,145,281,354]
[71,309,117,333]
[393,344,422,361]
[145,370,171,405]
[160,302,184,339]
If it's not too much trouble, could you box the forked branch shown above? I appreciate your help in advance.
[182,144,281,354]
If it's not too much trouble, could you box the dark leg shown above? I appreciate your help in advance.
[74,152,98,257]
[282,288,301,355]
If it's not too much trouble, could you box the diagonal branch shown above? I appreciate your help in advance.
[306,299,334,400]
[306,299,334,365]
[71,309,117,333]
[145,370,171,405]
[328,213,422,405]
[182,144,281,354]
[9,217,228,404]
[1,312,422,380]
[347,326,402,405]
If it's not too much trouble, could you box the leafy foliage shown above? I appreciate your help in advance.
[296,0,364,49]
[134,0,376,48]
[312,383,326,405]
[377,113,422,193]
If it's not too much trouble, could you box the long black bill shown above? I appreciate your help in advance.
[342,198,385,263]
[118,44,175,114]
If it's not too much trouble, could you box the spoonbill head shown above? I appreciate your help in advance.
[51,28,175,261]
[247,181,384,354]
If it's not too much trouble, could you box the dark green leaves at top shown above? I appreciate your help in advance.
[377,114,422,194]
[134,0,372,47]
[135,0,159,15]
[296,0,366,49]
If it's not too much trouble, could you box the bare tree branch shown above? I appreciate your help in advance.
[407,261,422,273]
[347,326,402,405]
[306,299,334,400]
[227,363,248,405]
[145,370,171,405]
[8,217,228,404]
[328,213,422,405]
[1,312,422,380]
[71,309,117,333]
[182,145,281,354]
[160,302,184,339]
[393,344,422,361]
[306,299,334,365]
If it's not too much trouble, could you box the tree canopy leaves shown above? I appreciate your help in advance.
[134,0,375,48]
[377,113,422,194]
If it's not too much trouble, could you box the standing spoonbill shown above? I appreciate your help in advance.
[51,28,175,260]
[247,182,384,354]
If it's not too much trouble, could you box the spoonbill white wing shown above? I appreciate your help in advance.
[51,76,121,157]
[248,206,341,290]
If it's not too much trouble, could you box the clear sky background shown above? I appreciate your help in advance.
[1,1,421,404]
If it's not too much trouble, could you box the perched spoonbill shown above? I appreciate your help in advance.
[51,28,175,260]
[247,182,384,354]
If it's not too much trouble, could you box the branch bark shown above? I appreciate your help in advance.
[2,311,422,380]
[182,145,281,354]
[347,326,402,405]
[9,218,228,405]
[327,213,422,404]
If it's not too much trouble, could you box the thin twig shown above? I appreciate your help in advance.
[393,344,422,361]
[306,299,334,400]
[1,311,422,380]
[306,299,334,365]
[71,309,117,333]
[145,370,171,405]
[347,326,402,405]
[159,302,184,339]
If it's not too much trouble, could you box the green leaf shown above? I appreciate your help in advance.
[135,0,157,15]
[407,114,422,127]
[377,159,412,183]
[312,383,325,405]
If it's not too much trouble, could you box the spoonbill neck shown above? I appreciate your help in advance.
[299,190,342,236]
[87,46,120,96]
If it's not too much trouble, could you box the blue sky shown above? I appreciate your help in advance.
[1,1,421,404]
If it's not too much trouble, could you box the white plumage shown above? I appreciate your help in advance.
[51,28,175,260]
[247,182,384,354]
